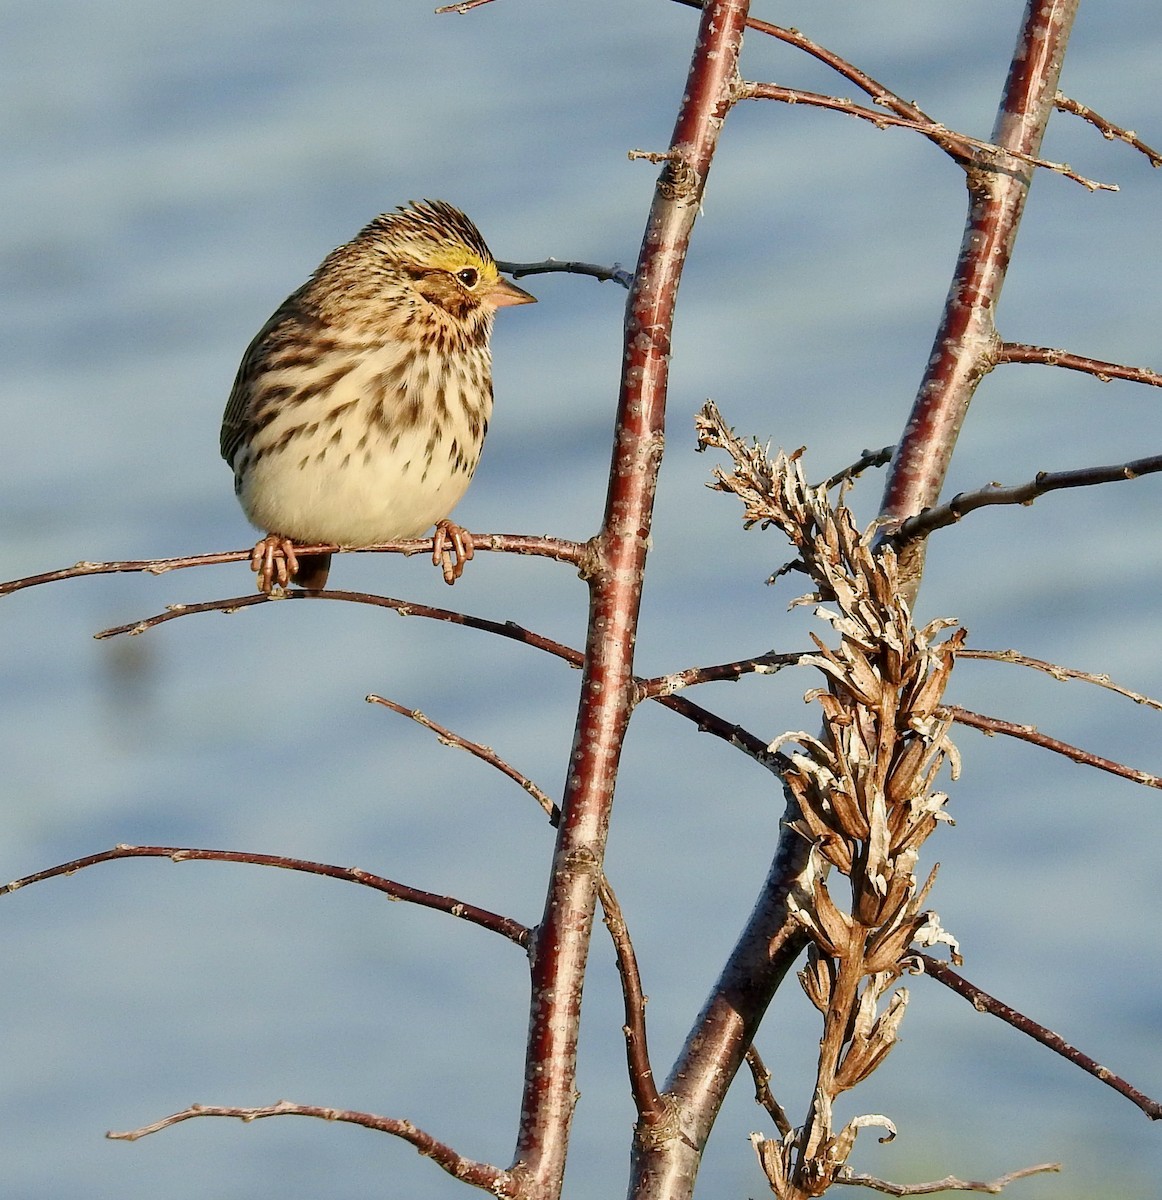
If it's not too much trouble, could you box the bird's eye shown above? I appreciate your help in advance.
[455,267,479,289]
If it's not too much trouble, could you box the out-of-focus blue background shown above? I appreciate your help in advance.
[2,3,1160,1197]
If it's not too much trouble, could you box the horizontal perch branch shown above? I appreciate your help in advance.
[108,1100,521,1196]
[0,532,588,597]
[0,844,530,947]
[892,452,1162,544]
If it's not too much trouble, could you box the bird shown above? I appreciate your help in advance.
[220,200,536,594]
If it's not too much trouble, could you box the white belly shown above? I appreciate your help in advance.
[237,346,489,545]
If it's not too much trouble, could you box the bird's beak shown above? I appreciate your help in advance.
[489,275,537,308]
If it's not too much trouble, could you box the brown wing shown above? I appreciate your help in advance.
[220,296,302,470]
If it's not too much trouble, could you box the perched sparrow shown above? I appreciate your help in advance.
[220,200,535,593]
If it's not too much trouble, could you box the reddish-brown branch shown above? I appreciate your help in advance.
[108,1100,521,1195]
[744,1046,792,1138]
[635,651,807,701]
[997,341,1162,386]
[956,647,1162,712]
[1054,92,1162,167]
[515,8,751,1194]
[878,0,1081,600]
[0,845,530,947]
[833,1161,1061,1195]
[598,879,667,1129]
[919,954,1162,1121]
[946,706,1162,789]
[817,446,895,491]
[92,587,793,779]
[735,82,1111,191]
[366,694,561,826]
[0,533,586,598]
[890,451,1162,545]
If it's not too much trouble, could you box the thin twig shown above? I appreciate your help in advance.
[834,1161,1061,1195]
[735,81,1116,192]
[918,953,1162,1121]
[0,845,530,947]
[366,694,561,826]
[90,588,794,777]
[816,446,896,491]
[956,648,1162,713]
[891,452,1162,545]
[744,1046,792,1137]
[597,878,667,1128]
[0,533,587,598]
[947,705,1162,789]
[998,341,1162,386]
[434,0,497,13]
[1055,92,1162,167]
[635,651,808,701]
[108,1100,520,1195]
[496,258,634,290]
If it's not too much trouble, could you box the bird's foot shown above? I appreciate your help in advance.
[432,520,475,585]
[250,535,300,595]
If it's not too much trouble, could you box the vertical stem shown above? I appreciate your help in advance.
[510,5,751,1198]
[878,0,1080,601]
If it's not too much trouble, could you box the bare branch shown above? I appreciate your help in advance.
[0,845,530,947]
[956,648,1162,713]
[515,8,752,1190]
[734,82,1115,192]
[1055,91,1162,167]
[998,342,1162,386]
[635,651,808,701]
[496,258,634,290]
[816,446,896,491]
[92,589,589,653]
[878,0,1083,601]
[891,452,1162,545]
[90,586,790,780]
[834,1161,1061,1195]
[744,1046,792,1138]
[919,954,1162,1121]
[597,878,668,1129]
[108,1100,520,1196]
[946,706,1162,789]
[0,532,587,599]
[367,694,561,826]
[434,0,497,13]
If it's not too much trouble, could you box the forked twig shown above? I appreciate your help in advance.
[734,81,1116,192]
[108,1101,519,1196]
[919,953,1162,1121]
[366,694,561,825]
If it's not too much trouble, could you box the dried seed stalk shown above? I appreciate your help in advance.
[697,402,962,1198]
